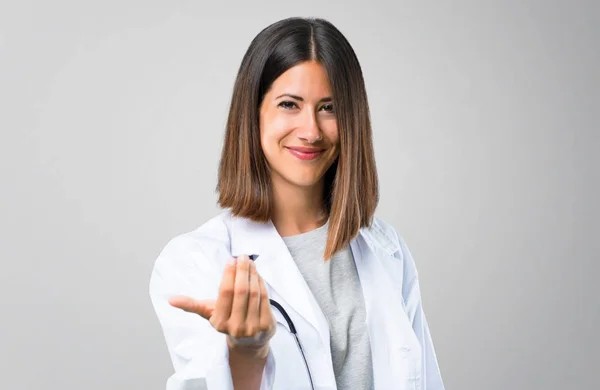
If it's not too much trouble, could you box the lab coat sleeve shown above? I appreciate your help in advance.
[397,234,445,390]
[148,235,276,390]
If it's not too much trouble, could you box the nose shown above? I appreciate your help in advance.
[297,110,323,144]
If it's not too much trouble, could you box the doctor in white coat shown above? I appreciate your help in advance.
[149,17,445,390]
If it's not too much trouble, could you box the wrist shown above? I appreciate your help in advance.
[227,337,270,359]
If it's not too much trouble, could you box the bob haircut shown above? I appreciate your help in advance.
[217,17,379,260]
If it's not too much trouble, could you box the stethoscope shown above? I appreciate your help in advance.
[243,254,316,390]
[269,298,315,390]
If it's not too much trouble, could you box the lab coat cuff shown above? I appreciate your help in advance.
[260,346,276,390]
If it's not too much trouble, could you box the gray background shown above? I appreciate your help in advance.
[1,0,598,389]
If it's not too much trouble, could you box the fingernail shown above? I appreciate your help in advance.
[227,257,237,266]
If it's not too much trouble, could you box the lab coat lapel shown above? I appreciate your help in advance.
[229,215,327,340]
[353,224,421,388]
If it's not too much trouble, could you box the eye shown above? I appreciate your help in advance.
[278,101,298,110]
[319,103,335,113]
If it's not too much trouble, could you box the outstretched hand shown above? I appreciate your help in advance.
[168,255,276,350]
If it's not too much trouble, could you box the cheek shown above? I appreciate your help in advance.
[261,114,295,146]
[321,119,339,145]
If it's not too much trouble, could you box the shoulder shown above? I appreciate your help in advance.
[150,211,236,302]
[360,216,420,280]
[360,216,404,257]
[154,210,233,270]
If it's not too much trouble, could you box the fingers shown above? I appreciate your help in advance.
[211,257,237,329]
[245,261,261,335]
[169,254,274,344]
[168,296,215,320]
[229,255,251,337]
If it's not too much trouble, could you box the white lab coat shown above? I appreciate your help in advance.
[149,210,445,390]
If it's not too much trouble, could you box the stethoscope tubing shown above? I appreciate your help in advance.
[270,299,315,390]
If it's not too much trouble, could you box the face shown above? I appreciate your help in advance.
[259,61,339,190]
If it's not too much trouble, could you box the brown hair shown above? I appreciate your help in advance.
[217,17,379,260]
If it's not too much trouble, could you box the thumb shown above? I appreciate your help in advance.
[168,296,215,320]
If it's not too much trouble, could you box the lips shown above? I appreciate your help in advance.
[285,146,326,161]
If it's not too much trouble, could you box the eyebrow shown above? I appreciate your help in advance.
[275,93,332,103]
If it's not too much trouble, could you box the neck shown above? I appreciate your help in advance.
[271,176,327,237]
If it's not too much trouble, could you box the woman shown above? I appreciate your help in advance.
[149,17,444,390]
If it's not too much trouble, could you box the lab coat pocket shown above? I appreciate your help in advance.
[390,345,420,390]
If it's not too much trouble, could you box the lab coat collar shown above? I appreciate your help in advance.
[359,217,401,257]
[227,209,400,258]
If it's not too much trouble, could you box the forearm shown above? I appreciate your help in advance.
[228,341,270,390]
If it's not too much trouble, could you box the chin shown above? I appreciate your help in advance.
[277,170,324,188]
[285,175,322,188]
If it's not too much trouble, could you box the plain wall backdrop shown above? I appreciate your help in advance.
[1,0,598,389]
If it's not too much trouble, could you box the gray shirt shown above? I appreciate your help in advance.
[282,222,374,390]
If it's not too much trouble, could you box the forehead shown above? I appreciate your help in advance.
[268,61,332,97]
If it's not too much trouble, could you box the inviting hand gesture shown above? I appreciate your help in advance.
[168,255,276,352]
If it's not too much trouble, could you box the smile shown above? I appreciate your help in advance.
[285,146,326,161]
